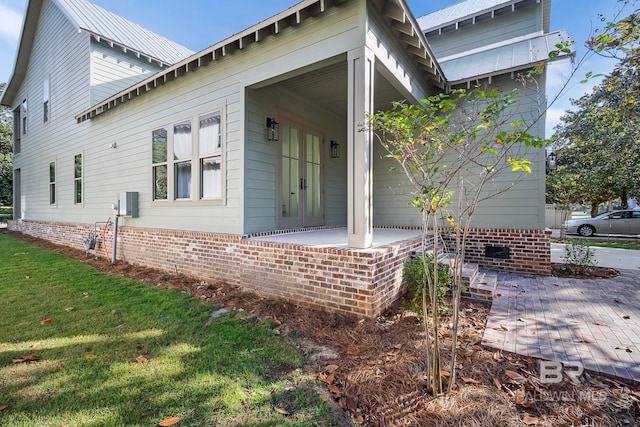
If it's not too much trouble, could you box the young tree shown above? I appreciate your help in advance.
[370,82,546,394]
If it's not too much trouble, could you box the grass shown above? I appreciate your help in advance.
[0,234,343,426]
[553,237,640,251]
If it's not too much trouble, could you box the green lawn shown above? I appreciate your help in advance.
[553,237,640,251]
[0,234,343,426]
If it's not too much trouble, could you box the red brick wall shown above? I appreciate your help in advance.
[443,228,551,276]
[7,220,550,318]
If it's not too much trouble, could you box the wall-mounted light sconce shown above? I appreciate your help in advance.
[266,117,279,142]
[330,140,340,159]
[546,151,557,174]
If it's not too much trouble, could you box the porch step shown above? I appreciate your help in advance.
[464,270,498,301]
[409,245,498,301]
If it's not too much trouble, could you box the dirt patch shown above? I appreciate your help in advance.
[551,262,621,279]
[7,231,640,426]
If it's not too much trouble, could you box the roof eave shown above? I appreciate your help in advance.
[1,0,44,107]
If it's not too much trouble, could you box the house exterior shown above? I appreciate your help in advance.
[2,0,570,318]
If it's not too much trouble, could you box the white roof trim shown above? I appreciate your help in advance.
[76,0,445,122]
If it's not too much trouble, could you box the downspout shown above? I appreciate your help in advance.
[112,200,119,265]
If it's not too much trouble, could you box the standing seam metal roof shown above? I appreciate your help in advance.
[54,0,194,64]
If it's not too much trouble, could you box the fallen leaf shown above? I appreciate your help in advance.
[440,370,450,378]
[136,356,148,364]
[483,338,495,343]
[25,275,31,279]
[494,325,509,331]
[595,321,608,326]
[158,416,183,426]
[461,377,481,385]
[346,396,357,413]
[83,292,89,297]
[240,399,247,406]
[325,364,339,373]
[85,354,96,359]
[40,318,54,325]
[354,414,364,423]
[492,377,501,390]
[327,383,341,398]
[320,396,328,402]
[616,346,634,353]
[65,307,74,312]
[12,354,40,363]
[523,414,539,425]
[274,407,290,416]
[0,405,7,411]
[514,396,534,407]
[623,315,631,320]
[504,370,526,384]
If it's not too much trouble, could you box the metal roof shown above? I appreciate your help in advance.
[76,0,446,122]
[54,0,194,65]
[438,30,572,85]
[417,0,551,34]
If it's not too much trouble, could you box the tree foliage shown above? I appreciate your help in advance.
[551,3,640,216]
[0,82,13,206]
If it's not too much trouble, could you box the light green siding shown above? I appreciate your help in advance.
[90,41,164,105]
[426,2,543,59]
[373,74,546,230]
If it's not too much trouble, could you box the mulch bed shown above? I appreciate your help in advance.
[551,262,621,279]
[6,231,640,426]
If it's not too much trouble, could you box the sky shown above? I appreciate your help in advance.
[0,0,629,137]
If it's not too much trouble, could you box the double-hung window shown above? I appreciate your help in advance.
[152,108,224,203]
[152,127,168,200]
[49,162,56,205]
[74,154,82,204]
[43,78,50,123]
[173,120,192,200]
[199,112,222,199]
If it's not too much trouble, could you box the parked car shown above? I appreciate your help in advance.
[564,209,640,237]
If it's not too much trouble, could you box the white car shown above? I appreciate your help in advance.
[564,209,640,237]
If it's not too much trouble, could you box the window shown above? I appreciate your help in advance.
[43,78,50,123]
[12,106,20,154]
[49,162,56,205]
[74,154,82,204]
[152,127,168,200]
[173,120,192,199]
[199,112,222,199]
[21,98,27,136]
[152,108,224,203]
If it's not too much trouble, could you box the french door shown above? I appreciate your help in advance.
[279,120,324,229]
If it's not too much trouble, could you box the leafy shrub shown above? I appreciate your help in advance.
[404,254,452,316]
[561,240,596,275]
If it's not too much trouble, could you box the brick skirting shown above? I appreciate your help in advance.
[7,220,550,317]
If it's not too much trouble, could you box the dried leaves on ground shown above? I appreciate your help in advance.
[8,232,640,426]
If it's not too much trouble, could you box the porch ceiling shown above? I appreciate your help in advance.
[277,61,407,119]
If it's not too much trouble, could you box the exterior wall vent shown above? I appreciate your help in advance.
[485,245,510,259]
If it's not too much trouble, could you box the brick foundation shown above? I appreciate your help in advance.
[7,220,550,318]
[442,228,551,276]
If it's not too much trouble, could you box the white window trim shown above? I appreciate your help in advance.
[73,152,83,206]
[49,160,57,206]
[43,76,50,124]
[151,103,226,206]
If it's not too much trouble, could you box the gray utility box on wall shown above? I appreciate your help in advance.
[118,191,139,218]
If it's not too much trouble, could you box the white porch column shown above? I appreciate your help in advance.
[347,46,375,248]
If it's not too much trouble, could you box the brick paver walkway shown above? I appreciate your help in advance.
[483,270,640,382]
